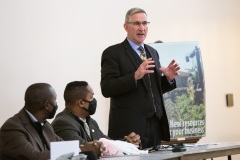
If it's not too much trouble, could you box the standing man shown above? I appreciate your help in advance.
[0,83,103,160]
[101,8,180,149]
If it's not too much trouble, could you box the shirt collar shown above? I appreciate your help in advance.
[67,109,87,122]
[25,109,45,126]
[127,38,145,56]
[127,38,144,51]
[79,117,87,123]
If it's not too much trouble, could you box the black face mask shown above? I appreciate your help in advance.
[48,103,58,119]
[82,98,97,115]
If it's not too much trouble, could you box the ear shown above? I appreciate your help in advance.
[124,23,128,31]
[77,99,84,107]
[44,101,50,110]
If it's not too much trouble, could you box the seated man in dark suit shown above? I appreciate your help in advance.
[0,83,103,160]
[52,81,141,147]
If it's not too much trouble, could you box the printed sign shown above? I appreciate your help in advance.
[149,41,206,139]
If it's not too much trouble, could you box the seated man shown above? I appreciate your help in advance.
[0,83,103,160]
[52,81,141,147]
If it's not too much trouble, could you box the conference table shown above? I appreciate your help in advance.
[101,141,240,160]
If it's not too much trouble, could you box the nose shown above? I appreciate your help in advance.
[138,24,145,31]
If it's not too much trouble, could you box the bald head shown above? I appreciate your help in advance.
[24,83,56,112]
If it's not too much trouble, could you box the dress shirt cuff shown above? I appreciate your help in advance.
[168,79,174,85]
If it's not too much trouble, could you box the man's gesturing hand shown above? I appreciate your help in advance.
[134,58,155,80]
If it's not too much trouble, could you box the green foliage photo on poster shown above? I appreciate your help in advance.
[149,41,206,139]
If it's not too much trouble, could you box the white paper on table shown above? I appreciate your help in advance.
[99,138,148,156]
[50,140,80,160]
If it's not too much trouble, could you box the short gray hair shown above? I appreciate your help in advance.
[125,8,147,23]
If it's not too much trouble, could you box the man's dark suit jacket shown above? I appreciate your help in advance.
[51,108,109,144]
[0,108,62,160]
[101,38,176,144]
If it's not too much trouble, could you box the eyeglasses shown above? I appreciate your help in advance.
[127,21,150,27]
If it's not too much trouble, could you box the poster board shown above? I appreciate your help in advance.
[149,41,206,140]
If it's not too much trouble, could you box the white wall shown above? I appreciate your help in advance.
[1,0,240,159]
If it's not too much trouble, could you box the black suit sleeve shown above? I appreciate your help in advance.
[101,47,138,98]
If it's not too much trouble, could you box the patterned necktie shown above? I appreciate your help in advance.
[83,121,91,138]
[138,46,157,116]
[138,46,146,61]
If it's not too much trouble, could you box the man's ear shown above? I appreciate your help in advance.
[77,99,84,107]
[124,23,128,31]
[44,101,50,110]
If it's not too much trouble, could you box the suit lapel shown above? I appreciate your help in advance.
[19,109,45,151]
[145,45,163,88]
[42,123,52,149]
[123,40,148,89]
[145,45,162,77]
[123,40,140,70]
